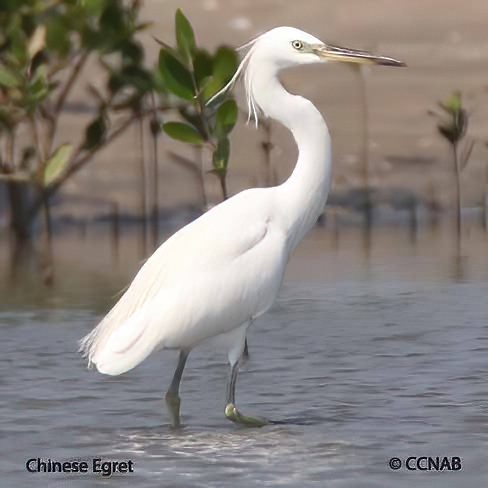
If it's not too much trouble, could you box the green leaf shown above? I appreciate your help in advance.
[24,65,49,111]
[212,136,230,170]
[178,106,203,132]
[213,46,239,79]
[193,49,213,89]
[30,50,48,75]
[153,36,184,63]
[203,46,238,100]
[175,9,195,63]
[80,0,108,16]
[83,116,106,150]
[46,17,71,56]
[0,65,19,88]
[81,26,104,51]
[439,91,462,114]
[120,39,143,65]
[100,2,125,37]
[215,99,238,136]
[158,49,195,100]
[120,65,153,93]
[436,91,467,144]
[44,143,73,186]
[163,121,204,144]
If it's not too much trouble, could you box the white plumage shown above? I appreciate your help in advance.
[80,26,404,426]
[81,190,287,375]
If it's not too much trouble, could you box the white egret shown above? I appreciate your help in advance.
[80,27,404,427]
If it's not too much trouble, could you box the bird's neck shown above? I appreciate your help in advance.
[252,69,332,251]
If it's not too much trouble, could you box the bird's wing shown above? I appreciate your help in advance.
[118,188,274,307]
[81,188,285,371]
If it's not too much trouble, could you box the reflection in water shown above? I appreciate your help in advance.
[2,213,488,299]
[1,220,488,487]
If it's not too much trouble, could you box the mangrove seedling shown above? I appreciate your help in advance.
[430,91,474,237]
[157,9,238,201]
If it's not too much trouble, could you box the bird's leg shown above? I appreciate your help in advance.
[225,340,269,427]
[165,349,189,428]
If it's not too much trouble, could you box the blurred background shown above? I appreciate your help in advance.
[2,2,488,487]
[1,0,488,300]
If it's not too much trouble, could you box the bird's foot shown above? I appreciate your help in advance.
[225,403,270,427]
[165,390,182,428]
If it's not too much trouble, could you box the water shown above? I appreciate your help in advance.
[1,227,488,487]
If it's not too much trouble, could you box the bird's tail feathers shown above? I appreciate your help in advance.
[79,305,161,376]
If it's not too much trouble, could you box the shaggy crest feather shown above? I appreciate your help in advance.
[208,35,263,126]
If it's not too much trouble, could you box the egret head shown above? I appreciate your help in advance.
[244,26,406,70]
[209,27,405,124]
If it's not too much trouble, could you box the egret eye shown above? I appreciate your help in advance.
[291,40,304,51]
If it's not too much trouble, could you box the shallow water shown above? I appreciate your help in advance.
[2,263,488,487]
